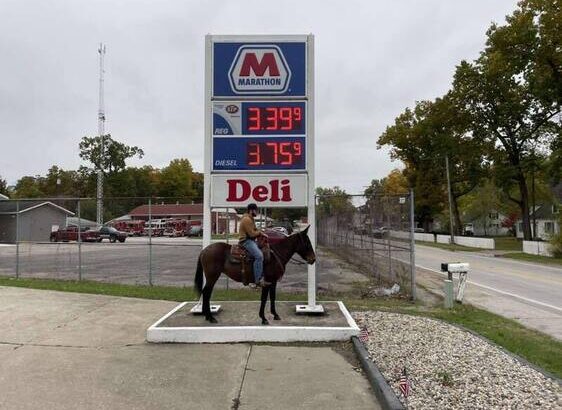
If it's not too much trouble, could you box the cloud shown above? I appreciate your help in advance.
[0,0,517,193]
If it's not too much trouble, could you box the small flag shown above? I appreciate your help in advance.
[399,367,411,398]
[358,326,369,343]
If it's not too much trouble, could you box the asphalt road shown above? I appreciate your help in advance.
[414,244,562,339]
[0,237,369,293]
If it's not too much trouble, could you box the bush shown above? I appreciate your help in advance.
[549,214,562,257]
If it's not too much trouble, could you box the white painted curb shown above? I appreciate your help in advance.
[147,301,359,343]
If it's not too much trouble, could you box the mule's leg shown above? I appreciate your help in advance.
[202,281,218,323]
[259,286,269,325]
[270,282,281,320]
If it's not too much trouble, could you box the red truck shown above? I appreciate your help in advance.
[50,226,98,242]
[109,220,145,236]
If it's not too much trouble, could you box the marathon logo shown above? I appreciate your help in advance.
[228,45,291,94]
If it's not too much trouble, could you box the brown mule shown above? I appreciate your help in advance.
[194,226,316,324]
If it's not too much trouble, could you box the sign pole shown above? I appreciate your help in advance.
[297,34,323,314]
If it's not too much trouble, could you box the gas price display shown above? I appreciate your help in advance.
[212,101,307,171]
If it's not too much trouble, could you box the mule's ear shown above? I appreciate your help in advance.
[302,225,310,234]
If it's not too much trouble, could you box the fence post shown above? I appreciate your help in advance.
[225,208,229,290]
[409,189,416,301]
[77,199,82,281]
[148,197,153,286]
[387,196,393,281]
[15,200,20,279]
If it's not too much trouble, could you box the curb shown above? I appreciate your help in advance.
[351,336,405,410]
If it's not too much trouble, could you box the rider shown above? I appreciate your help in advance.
[239,203,270,287]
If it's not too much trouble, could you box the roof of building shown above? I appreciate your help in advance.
[0,200,74,216]
[128,203,239,217]
[0,193,9,200]
[129,203,204,216]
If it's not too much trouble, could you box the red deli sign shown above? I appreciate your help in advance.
[210,175,307,208]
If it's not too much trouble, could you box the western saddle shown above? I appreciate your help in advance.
[230,237,271,285]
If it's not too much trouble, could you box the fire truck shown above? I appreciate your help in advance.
[109,220,145,236]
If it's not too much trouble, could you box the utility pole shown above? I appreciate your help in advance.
[445,155,455,243]
[96,43,106,226]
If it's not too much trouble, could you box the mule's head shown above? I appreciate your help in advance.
[295,225,316,265]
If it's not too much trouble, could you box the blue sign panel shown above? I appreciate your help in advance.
[213,101,306,136]
[213,137,306,171]
[213,42,306,97]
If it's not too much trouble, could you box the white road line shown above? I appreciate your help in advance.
[417,264,562,313]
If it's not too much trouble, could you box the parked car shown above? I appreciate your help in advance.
[91,226,127,243]
[370,226,389,238]
[50,226,98,242]
[263,228,288,245]
[187,225,202,237]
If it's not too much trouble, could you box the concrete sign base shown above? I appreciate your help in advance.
[147,301,358,343]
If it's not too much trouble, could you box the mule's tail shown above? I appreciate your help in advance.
[194,255,204,297]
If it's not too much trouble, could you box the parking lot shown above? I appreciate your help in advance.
[0,237,369,293]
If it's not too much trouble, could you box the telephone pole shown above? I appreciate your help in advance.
[96,43,106,225]
[445,155,455,243]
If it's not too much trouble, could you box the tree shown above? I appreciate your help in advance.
[13,176,45,198]
[79,134,144,174]
[315,186,355,217]
[452,0,561,239]
[377,97,488,233]
[158,158,196,198]
[0,175,7,195]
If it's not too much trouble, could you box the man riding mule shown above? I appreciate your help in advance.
[238,203,269,288]
[194,222,316,324]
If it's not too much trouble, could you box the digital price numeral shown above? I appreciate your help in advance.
[247,141,303,166]
[247,107,303,132]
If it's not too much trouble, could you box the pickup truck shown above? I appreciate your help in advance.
[50,226,98,242]
[90,226,128,243]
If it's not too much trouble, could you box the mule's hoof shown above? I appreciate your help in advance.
[273,314,281,321]
[261,319,270,325]
[207,316,218,324]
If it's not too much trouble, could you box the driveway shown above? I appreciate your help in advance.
[0,286,379,410]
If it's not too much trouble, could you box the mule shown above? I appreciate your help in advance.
[194,226,316,324]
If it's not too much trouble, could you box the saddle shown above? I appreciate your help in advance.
[230,237,271,286]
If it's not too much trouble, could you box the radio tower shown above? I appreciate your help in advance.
[96,43,106,225]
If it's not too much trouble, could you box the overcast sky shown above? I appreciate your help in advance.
[0,0,518,193]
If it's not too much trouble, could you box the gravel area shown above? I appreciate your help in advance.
[352,311,562,409]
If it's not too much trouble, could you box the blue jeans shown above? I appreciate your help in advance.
[241,239,263,282]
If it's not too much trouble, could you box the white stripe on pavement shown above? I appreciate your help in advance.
[417,264,562,313]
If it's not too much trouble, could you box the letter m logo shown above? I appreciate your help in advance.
[229,45,291,94]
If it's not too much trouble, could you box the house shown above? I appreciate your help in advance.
[0,201,74,243]
[516,185,561,240]
[124,203,238,234]
[464,210,511,237]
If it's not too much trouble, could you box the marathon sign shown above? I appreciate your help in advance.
[210,175,307,207]
[229,46,290,94]
[213,41,306,97]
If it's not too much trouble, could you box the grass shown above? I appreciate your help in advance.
[501,252,562,266]
[415,241,481,252]
[1,276,561,379]
[492,236,522,251]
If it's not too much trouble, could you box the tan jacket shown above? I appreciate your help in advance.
[238,213,260,241]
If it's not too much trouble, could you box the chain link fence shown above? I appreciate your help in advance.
[317,191,416,298]
[0,197,232,287]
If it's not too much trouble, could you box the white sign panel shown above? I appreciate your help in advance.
[210,174,307,208]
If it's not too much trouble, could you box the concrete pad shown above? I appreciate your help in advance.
[37,297,178,347]
[0,286,106,344]
[0,344,249,410]
[239,345,380,410]
[148,301,359,343]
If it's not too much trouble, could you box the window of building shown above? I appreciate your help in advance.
[545,221,555,234]
[489,212,499,220]
[553,204,559,214]
[518,223,523,231]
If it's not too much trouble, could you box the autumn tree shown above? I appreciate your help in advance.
[0,175,7,195]
[79,134,144,175]
[158,158,196,198]
[452,0,561,239]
